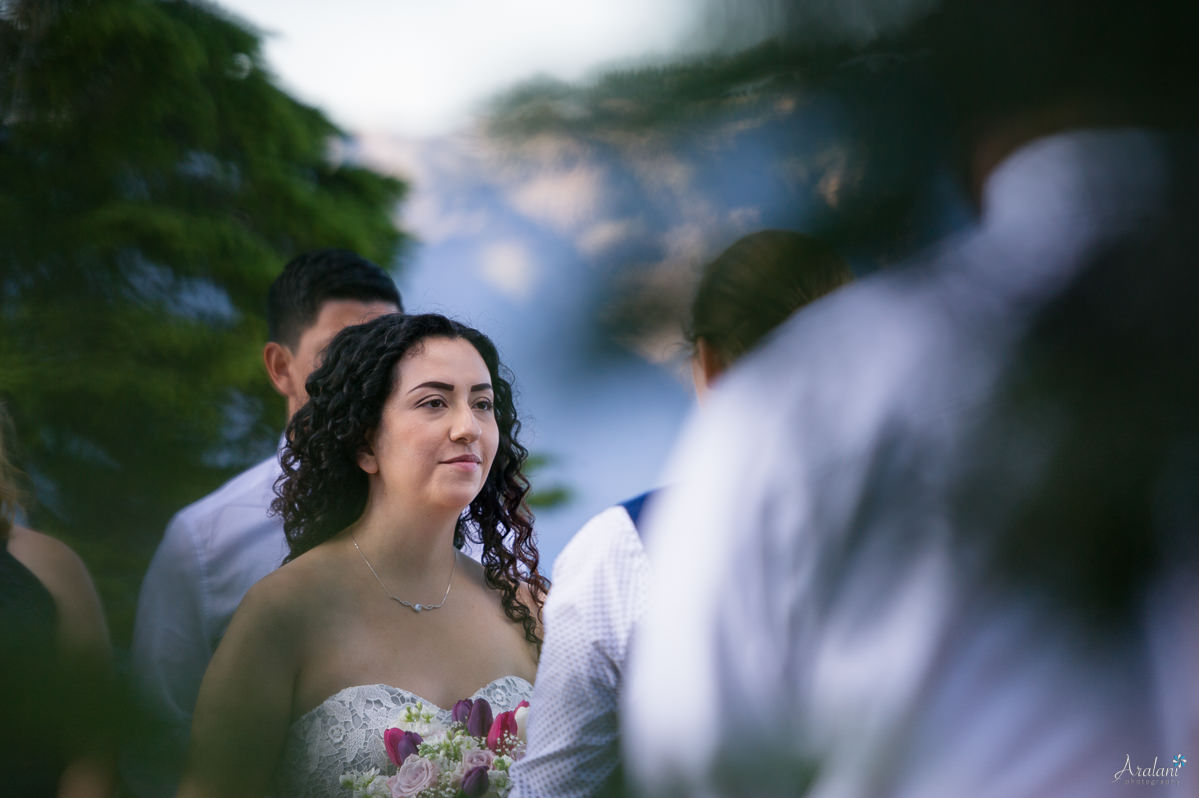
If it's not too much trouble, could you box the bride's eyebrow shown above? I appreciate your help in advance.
[408,381,454,394]
[407,381,493,393]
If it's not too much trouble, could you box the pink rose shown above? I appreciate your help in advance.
[386,755,440,797]
[450,748,496,790]
[460,747,495,772]
[487,700,529,755]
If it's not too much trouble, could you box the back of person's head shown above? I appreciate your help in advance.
[688,230,853,376]
[267,249,403,349]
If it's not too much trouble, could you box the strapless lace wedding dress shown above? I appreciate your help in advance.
[272,675,532,798]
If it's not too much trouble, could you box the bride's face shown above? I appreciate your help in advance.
[357,336,499,515]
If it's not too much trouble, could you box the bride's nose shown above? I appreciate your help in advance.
[450,403,482,443]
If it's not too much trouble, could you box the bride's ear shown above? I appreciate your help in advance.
[357,434,379,474]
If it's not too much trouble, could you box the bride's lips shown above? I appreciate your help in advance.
[441,453,482,469]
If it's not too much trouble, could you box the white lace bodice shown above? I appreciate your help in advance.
[272,675,533,798]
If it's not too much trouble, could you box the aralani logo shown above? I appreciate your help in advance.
[1112,754,1187,784]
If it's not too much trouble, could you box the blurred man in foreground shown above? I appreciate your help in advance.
[625,3,1199,796]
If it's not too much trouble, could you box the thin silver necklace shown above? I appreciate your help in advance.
[351,533,456,613]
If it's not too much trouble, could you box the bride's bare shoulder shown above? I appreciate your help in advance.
[232,542,346,631]
[457,553,543,661]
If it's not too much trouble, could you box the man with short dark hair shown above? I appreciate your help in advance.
[128,249,402,798]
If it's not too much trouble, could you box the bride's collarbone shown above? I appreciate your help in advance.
[307,594,514,664]
[292,594,523,691]
[282,553,534,718]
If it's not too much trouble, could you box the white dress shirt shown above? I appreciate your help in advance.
[511,503,651,798]
[127,450,289,798]
[623,129,1199,798]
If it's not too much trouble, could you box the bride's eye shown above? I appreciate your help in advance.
[474,398,494,412]
[420,397,448,409]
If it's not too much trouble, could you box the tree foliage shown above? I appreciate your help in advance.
[0,0,409,639]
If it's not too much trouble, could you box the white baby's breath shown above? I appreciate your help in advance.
[393,702,443,737]
[340,768,390,798]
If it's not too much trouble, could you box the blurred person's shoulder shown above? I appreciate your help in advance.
[168,453,281,538]
[7,524,93,596]
[552,503,647,587]
[6,524,107,646]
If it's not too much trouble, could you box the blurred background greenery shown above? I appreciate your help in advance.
[0,0,409,642]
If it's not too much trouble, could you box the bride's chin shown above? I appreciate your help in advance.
[426,493,480,518]
[430,479,486,507]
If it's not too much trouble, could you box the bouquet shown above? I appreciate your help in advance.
[341,696,529,798]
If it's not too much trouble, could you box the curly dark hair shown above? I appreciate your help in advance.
[270,313,547,646]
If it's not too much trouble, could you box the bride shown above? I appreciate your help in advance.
[178,312,547,798]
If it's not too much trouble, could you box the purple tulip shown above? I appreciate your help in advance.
[461,765,490,798]
[452,698,474,725]
[383,728,423,767]
[466,698,493,739]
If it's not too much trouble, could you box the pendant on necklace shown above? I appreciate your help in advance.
[356,533,456,615]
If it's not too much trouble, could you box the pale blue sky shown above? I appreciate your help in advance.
[216,0,702,135]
